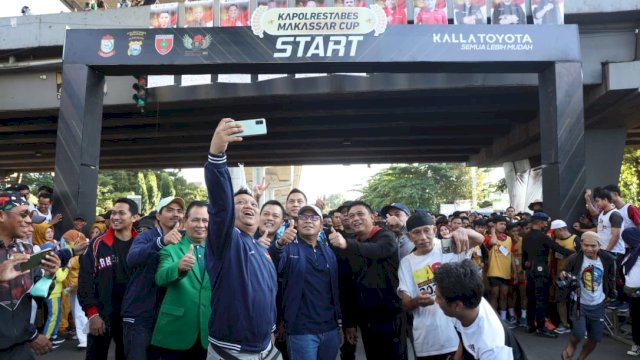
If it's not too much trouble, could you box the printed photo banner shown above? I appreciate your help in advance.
[531,0,564,25]
[181,0,214,87]
[149,2,179,88]
[453,0,487,24]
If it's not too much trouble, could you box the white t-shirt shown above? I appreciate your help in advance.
[32,208,52,224]
[453,298,514,360]
[624,255,640,288]
[580,256,605,306]
[397,242,466,357]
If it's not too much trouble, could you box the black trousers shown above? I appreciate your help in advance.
[526,274,549,331]
[631,297,640,346]
[86,317,125,360]
[157,339,207,360]
[359,313,407,360]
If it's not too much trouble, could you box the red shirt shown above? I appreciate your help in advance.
[384,7,407,25]
[220,17,247,27]
[415,8,447,24]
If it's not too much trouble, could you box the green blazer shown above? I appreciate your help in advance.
[152,235,211,350]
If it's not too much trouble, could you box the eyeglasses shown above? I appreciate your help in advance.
[8,209,30,218]
[298,214,320,221]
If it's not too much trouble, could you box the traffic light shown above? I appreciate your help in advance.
[132,75,147,112]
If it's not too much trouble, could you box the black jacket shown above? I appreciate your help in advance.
[78,227,137,324]
[522,229,574,276]
[562,250,617,300]
[337,226,401,323]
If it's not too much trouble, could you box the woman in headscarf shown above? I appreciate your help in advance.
[90,222,107,240]
[32,223,55,248]
[62,230,89,349]
[622,227,640,356]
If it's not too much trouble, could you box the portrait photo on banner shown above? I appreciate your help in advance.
[453,0,486,24]
[149,2,178,28]
[531,0,564,24]
[414,0,448,25]
[257,0,288,9]
[379,0,407,25]
[491,0,525,25]
[184,0,214,27]
[220,0,249,27]
[333,0,365,7]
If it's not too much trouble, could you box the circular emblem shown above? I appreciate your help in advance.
[537,266,543,272]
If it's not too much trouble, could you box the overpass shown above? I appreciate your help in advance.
[0,1,639,227]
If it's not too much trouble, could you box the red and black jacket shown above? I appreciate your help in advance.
[78,226,137,325]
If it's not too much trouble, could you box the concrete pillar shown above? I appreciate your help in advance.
[53,64,105,237]
[538,62,586,222]
[585,128,627,189]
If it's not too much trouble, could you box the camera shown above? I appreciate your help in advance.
[557,273,579,290]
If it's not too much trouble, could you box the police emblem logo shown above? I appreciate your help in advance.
[155,34,174,55]
[128,41,142,56]
[98,35,115,57]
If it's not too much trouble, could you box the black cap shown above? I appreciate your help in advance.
[406,212,434,232]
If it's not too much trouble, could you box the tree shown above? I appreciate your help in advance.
[325,193,345,210]
[136,172,150,214]
[358,164,472,213]
[146,171,161,207]
[159,172,176,198]
[620,147,640,205]
[172,175,208,205]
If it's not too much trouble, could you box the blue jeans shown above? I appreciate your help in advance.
[123,322,156,360]
[287,329,340,360]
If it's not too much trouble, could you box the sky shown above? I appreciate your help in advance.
[2,0,69,17]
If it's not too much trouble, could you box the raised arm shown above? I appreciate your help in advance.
[205,118,244,260]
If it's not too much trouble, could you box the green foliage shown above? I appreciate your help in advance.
[160,172,176,198]
[19,173,54,189]
[325,193,346,210]
[15,169,206,216]
[358,164,472,213]
[136,172,150,214]
[146,172,161,207]
[619,147,640,205]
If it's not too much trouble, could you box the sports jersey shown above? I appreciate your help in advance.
[597,209,624,254]
[415,8,447,24]
[486,234,512,280]
[552,234,577,272]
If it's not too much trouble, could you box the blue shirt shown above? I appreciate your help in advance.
[290,240,337,335]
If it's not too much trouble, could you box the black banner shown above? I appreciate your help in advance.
[65,25,580,73]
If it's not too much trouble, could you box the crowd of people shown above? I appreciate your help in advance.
[0,118,639,360]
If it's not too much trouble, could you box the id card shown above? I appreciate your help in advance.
[499,245,510,256]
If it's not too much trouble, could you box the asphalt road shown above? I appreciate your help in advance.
[38,324,631,360]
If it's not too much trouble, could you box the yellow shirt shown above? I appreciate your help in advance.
[553,234,577,272]
[50,268,69,299]
[487,235,513,280]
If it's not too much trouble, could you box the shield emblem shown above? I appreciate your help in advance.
[155,35,174,55]
[98,35,115,57]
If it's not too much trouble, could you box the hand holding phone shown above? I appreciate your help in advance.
[231,118,267,137]
[19,249,53,272]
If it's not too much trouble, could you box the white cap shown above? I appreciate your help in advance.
[550,219,567,230]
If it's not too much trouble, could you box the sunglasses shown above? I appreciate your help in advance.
[298,214,320,221]
[8,209,30,218]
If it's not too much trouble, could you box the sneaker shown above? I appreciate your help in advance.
[518,318,528,328]
[545,318,556,331]
[507,318,517,329]
[72,334,78,340]
[616,302,630,312]
[536,329,558,338]
[607,300,622,310]
[554,324,571,334]
[51,337,66,346]
[77,343,87,349]
[628,345,640,356]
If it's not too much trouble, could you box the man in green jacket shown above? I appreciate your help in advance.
[152,201,210,359]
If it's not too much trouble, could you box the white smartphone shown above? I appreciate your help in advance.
[232,118,267,137]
